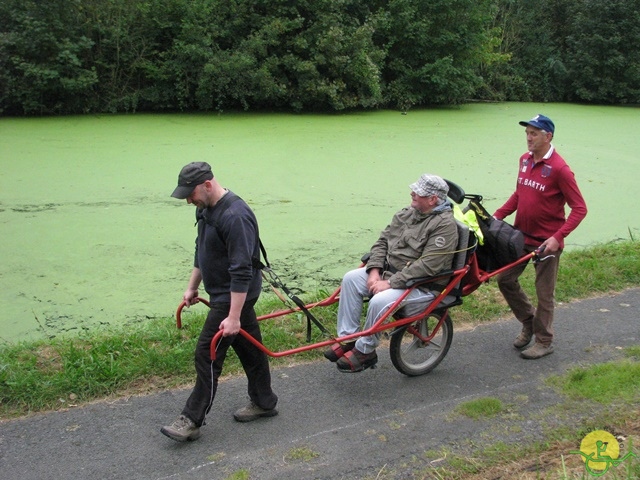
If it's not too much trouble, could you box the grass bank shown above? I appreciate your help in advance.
[386,347,640,479]
[1,239,638,419]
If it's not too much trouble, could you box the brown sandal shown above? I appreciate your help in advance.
[336,348,378,372]
[323,342,355,362]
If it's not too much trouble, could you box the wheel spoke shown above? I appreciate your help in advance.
[403,340,420,355]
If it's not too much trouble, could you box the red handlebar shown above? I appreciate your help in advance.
[175,297,210,329]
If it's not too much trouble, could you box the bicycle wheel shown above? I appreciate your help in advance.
[389,311,453,376]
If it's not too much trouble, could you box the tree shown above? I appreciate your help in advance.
[0,0,97,114]
[565,0,640,104]
[164,0,385,112]
[378,0,497,110]
[80,0,187,112]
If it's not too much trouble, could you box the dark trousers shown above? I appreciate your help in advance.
[182,298,278,426]
[497,245,562,346]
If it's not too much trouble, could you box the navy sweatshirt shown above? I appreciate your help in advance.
[194,191,262,303]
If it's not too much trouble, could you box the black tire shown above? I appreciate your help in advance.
[389,310,453,376]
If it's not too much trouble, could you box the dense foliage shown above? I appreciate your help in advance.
[1,0,638,115]
[484,0,640,104]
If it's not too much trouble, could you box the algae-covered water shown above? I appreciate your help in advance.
[1,103,638,341]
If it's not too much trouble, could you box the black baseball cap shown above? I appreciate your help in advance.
[171,162,214,199]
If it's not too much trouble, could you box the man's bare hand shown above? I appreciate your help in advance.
[367,269,382,291]
[370,279,392,295]
[219,316,241,336]
[540,237,560,253]
[183,289,199,307]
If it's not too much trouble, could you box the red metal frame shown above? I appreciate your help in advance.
[175,248,539,362]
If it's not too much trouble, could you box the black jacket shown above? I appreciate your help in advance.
[194,191,262,303]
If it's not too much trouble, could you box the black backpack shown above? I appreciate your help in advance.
[468,199,525,272]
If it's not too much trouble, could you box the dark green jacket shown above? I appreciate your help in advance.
[366,204,458,289]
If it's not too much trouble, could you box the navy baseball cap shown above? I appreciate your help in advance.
[519,114,555,134]
[171,162,214,199]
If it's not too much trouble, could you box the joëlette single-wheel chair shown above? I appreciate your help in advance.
[176,180,549,376]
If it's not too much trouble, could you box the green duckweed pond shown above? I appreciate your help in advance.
[1,103,638,341]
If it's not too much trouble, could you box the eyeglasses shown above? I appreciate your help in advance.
[411,191,438,200]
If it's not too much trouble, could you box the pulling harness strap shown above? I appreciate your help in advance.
[259,256,332,342]
[253,230,332,342]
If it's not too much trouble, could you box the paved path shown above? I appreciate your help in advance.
[1,289,639,480]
